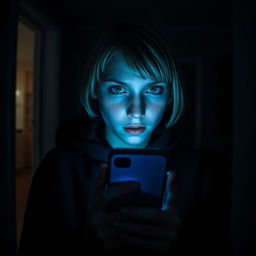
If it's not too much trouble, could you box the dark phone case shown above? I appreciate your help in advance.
[107,148,169,210]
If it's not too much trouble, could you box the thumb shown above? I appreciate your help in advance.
[162,170,177,211]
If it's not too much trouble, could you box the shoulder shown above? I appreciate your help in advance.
[36,147,77,171]
[33,146,92,184]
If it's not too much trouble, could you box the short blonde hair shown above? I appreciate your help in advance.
[80,21,184,129]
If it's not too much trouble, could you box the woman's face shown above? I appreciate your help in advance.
[95,52,170,148]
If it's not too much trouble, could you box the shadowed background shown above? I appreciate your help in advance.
[1,0,255,255]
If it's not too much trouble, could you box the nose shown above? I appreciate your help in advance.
[127,95,145,119]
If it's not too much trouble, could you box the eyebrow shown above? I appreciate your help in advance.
[103,79,166,86]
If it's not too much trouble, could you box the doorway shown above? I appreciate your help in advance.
[15,19,36,248]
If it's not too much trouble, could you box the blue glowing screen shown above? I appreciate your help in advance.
[109,152,167,198]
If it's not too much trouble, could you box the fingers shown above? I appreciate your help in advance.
[89,211,125,251]
[93,164,141,202]
[104,182,141,201]
[89,210,115,228]
[120,233,172,252]
[116,207,180,252]
[120,207,180,226]
[97,224,119,240]
[101,237,124,251]
[89,211,119,235]
[113,220,177,240]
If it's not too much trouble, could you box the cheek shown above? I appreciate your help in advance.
[146,101,166,119]
[99,98,126,117]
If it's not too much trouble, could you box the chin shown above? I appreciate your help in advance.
[124,137,146,146]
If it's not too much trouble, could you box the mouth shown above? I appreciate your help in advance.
[123,125,146,135]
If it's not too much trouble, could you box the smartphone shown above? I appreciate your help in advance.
[107,148,169,210]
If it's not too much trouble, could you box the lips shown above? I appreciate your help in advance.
[123,125,146,135]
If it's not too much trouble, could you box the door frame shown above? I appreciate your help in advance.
[19,3,61,172]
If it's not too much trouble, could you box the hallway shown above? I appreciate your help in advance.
[16,168,32,249]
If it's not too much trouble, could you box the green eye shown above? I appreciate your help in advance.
[109,86,127,95]
[145,86,164,95]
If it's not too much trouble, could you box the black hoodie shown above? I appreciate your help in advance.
[18,113,230,256]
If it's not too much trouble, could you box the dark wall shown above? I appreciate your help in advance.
[1,1,18,255]
[231,0,256,254]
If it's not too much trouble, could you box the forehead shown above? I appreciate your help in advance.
[102,51,158,84]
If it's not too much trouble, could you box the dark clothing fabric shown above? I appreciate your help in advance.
[18,113,231,256]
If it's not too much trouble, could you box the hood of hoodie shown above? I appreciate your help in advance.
[55,113,180,163]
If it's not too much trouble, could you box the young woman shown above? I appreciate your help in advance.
[18,20,229,255]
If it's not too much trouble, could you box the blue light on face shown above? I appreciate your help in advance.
[107,84,165,96]
[96,51,169,149]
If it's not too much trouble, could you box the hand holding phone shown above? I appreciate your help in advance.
[87,163,141,250]
[110,165,181,252]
